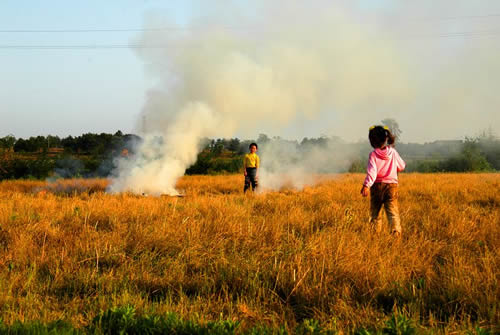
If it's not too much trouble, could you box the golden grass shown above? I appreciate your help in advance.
[0,174,498,333]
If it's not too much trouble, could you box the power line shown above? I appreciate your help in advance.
[1,13,500,33]
[408,13,500,21]
[0,44,159,49]
[404,29,500,38]
[0,28,173,33]
[0,27,261,33]
[0,29,499,50]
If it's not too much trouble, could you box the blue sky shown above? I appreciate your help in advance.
[1,1,499,142]
[0,0,395,139]
[0,1,191,138]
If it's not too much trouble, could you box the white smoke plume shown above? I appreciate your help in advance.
[109,102,219,195]
[257,137,361,191]
[109,0,500,194]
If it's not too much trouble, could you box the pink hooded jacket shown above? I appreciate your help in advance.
[363,146,406,188]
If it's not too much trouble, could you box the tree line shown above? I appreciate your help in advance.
[0,131,138,155]
[0,131,499,180]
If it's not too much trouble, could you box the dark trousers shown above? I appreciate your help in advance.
[244,168,258,192]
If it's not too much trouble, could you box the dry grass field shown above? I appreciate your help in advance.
[0,174,498,333]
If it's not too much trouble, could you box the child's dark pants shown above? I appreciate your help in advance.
[244,168,258,192]
[370,183,401,233]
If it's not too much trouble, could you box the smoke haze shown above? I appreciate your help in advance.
[109,0,500,194]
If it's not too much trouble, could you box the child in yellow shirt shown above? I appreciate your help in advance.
[244,143,260,192]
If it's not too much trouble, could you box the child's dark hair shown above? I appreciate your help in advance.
[249,142,258,149]
[368,126,396,149]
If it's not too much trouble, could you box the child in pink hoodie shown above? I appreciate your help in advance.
[360,125,405,235]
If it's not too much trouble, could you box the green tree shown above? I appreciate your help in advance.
[0,135,16,150]
[228,138,240,152]
[14,138,29,152]
[461,137,491,171]
[439,137,491,172]
[47,135,61,148]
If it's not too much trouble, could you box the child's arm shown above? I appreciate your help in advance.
[361,153,377,197]
[360,185,369,197]
[256,156,260,177]
[243,156,247,176]
[395,151,406,172]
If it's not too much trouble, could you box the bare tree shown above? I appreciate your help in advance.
[381,118,402,141]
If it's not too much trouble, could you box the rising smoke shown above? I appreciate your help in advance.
[109,0,500,194]
[257,137,361,191]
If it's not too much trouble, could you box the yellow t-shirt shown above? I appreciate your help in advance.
[244,153,260,168]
